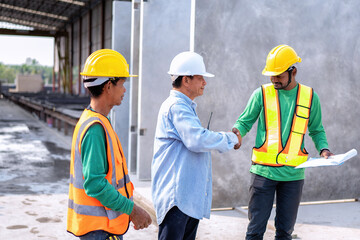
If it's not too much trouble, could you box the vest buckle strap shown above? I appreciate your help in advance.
[296,104,310,119]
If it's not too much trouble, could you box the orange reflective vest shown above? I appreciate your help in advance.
[67,108,133,236]
[252,83,313,167]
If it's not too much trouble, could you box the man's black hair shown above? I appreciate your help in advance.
[87,77,123,98]
[172,75,193,88]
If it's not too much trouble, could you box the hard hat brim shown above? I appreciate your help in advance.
[262,69,285,76]
[80,72,138,78]
[202,72,215,77]
[167,71,215,77]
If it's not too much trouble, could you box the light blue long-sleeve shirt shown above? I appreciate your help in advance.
[151,90,238,225]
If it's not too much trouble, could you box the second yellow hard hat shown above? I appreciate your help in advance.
[262,45,302,76]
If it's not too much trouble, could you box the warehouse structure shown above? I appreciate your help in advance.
[1,0,359,207]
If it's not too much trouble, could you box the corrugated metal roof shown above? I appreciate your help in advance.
[0,0,103,36]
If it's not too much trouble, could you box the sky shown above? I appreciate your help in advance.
[0,35,54,66]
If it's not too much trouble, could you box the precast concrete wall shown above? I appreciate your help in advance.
[111,0,360,207]
[136,0,192,180]
[111,1,132,167]
[128,1,141,174]
[104,0,113,49]
[194,0,360,207]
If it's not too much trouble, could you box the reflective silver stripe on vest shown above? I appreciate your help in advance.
[68,199,124,220]
[117,173,131,190]
[72,117,95,189]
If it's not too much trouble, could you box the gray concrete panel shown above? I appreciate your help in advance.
[195,0,360,207]
[128,1,141,174]
[136,0,192,180]
[104,0,113,49]
[111,1,132,164]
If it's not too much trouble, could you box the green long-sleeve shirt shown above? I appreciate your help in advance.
[233,84,329,181]
[81,119,134,215]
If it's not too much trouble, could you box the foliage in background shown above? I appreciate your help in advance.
[0,58,52,84]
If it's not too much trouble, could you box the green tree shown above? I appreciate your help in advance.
[0,60,52,85]
[0,62,16,83]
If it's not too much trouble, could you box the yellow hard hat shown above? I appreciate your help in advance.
[262,45,302,76]
[80,49,137,77]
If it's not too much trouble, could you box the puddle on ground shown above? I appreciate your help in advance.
[0,123,29,134]
[0,121,71,195]
[42,141,70,157]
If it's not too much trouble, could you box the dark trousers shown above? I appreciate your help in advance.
[79,230,123,240]
[246,173,304,240]
[158,206,200,240]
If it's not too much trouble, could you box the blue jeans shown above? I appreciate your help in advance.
[158,206,200,240]
[79,230,123,240]
[246,173,304,240]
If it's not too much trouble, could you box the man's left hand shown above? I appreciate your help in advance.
[320,149,334,159]
[130,204,152,230]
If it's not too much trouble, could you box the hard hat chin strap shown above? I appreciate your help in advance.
[284,66,295,89]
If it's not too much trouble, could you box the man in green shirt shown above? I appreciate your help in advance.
[67,49,151,239]
[232,45,333,240]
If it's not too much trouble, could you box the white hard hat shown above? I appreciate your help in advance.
[168,51,214,78]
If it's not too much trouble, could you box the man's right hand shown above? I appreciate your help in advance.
[129,204,152,230]
[232,128,242,150]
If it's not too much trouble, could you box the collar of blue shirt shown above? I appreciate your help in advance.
[170,90,197,109]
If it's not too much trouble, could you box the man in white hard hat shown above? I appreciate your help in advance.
[151,51,241,240]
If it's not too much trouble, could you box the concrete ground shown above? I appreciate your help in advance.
[0,97,359,240]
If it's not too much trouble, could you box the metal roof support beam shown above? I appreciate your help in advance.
[0,3,68,21]
[0,28,65,37]
[70,23,74,95]
[0,16,57,31]
[88,8,92,54]
[56,38,61,93]
[58,60,61,93]
[78,14,82,95]
[101,0,105,49]
[58,0,86,6]
[65,35,71,94]
[53,38,56,92]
